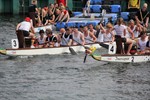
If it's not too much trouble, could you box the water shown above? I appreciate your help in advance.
[0,15,150,100]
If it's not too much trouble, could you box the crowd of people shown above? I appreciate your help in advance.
[32,16,150,55]
[28,0,71,27]
[16,0,150,55]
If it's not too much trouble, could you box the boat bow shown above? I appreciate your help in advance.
[0,48,6,55]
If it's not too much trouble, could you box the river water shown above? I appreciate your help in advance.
[0,15,150,100]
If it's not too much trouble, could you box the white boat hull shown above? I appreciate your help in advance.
[91,54,150,63]
[34,25,53,33]
[0,43,102,56]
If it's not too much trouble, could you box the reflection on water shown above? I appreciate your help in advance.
[0,15,150,100]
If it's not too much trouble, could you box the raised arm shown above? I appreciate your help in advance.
[99,23,105,33]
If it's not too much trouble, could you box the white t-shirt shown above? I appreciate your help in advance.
[114,24,126,37]
[138,38,148,51]
[37,35,46,45]
[103,33,113,42]
[72,31,82,45]
[19,21,31,32]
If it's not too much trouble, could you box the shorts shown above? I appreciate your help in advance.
[115,35,126,43]
[121,38,126,43]
[22,30,30,37]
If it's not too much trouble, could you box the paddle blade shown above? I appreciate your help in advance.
[69,47,77,55]
[83,54,87,63]
[99,43,109,49]
[84,46,90,49]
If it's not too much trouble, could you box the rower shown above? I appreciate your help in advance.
[60,27,73,46]
[114,18,133,55]
[37,30,46,48]
[123,21,135,40]
[95,24,104,42]
[16,17,35,48]
[137,31,148,54]
[72,27,85,45]
[45,29,57,47]
[83,25,97,44]
[79,25,84,33]
[88,24,96,35]
[101,23,115,43]
[145,35,150,53]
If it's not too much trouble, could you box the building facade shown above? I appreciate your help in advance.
[0,0,149,14]
[0,0,61,14]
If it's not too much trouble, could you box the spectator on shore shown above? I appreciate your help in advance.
[135,3,149,28]
[57,6,70,22]
[44,9,55,25]
[28,0,38,27]
[42,7,49,25]
[54,9,62,23]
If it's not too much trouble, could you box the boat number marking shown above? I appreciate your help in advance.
[13,40,17,47]
[131,56,134,62]
[110,46,114,52]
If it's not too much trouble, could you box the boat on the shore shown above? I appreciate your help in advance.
[0,43,105,56]
[90,54,150,63]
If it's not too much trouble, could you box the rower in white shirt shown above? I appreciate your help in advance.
[72,27,85,45]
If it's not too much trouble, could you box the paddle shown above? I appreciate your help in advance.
[62,37,77,55]
[73,39,90,63]
[85,38,109,49]
[73,39,90,49]
[83,54,87,63]
[99,9,106,25]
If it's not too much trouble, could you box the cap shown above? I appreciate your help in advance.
[25,17,31,22]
